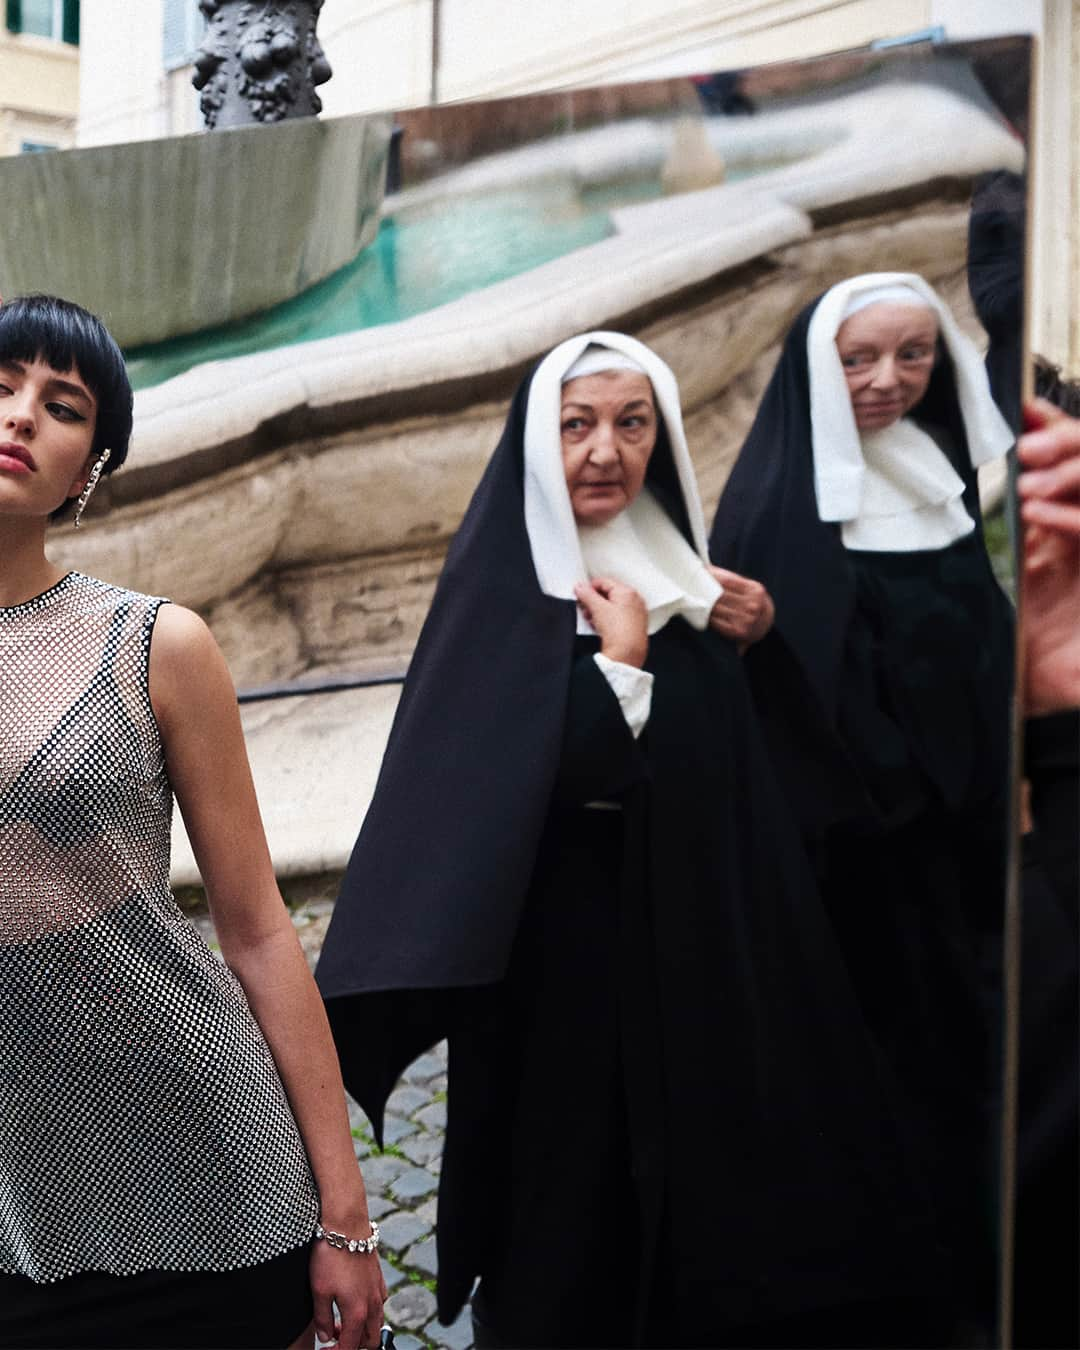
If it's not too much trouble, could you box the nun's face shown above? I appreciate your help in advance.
[835,302,938,432]
[560,370,657,526]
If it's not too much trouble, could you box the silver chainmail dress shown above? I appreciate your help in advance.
[0,572,318,1283]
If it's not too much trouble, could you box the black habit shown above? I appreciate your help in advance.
[318,347,945,1347]
[709,292,1015,1329]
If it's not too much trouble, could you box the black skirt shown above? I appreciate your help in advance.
[0,1242,313,1349]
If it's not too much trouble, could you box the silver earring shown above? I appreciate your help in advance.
[73,448,111,529]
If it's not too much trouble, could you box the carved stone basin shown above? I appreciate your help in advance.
[0,109,391,346]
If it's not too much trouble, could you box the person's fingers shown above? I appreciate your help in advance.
[312,1289,338,1346]
[1021,496,1080,537]
[708,565,744,592]
[588,575,619,598]
[1018,420,1080,470]
[1017,454,1080,500]
[1022,397,1071,433]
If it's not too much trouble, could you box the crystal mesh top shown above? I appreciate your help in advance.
[0,572,318,1282]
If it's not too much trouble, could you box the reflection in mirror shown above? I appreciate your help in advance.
[28,32,1051,1350]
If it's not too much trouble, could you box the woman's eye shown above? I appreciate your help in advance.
[900,347,932,363]
[47,402,83,422]
[841,354,868,369]
[561,417,587,433]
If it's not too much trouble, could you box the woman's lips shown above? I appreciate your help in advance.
[0,442,35,473]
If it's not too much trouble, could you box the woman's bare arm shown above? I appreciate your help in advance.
[150,604,385,1350]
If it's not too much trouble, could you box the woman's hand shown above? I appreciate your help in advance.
[707,567,775,652]
[149,606,386,1349]
[575,577,649,667]
[1017,397,1080,714]
[310,1240,388,1350]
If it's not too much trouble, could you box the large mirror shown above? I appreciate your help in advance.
[22,31,1052,1349]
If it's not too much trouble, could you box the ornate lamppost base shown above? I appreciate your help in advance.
[193,0,333,130]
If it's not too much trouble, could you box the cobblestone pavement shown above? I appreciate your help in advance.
[192,880,473,1350]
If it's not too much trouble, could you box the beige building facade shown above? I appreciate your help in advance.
[0,0,80,157]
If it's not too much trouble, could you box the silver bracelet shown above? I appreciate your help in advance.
[314,1219,381,1254]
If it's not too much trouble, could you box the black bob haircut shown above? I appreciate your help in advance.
[0,294,133,518]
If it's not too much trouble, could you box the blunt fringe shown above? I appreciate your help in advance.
[0,295,133,515]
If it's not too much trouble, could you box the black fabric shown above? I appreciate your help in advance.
[708,292,1015,1330]
[319,361,946,1344]
[0,1242,313,1349]
[1013,720,1080,1350]
[967,169,1026,431]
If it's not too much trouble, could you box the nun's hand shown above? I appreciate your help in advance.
[707,567,775,653]
[575,577,649,667]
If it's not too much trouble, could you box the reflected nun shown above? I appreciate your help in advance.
[710,272,1015,1334]
[318,331,945,1349]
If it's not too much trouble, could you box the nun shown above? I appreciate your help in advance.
[318,332,945,1348]
[710,273,1016,1332]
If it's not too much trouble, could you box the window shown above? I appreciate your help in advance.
[20,140,58,152]
[163,0,204,69]
[6,0,79,43]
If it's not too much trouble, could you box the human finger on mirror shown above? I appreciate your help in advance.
[706,566,775,650]
[1018,399,1080,714]
[574,575,649,667]
[1018,397,1080,538]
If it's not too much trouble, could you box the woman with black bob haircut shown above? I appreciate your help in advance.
[0,293,134,516]
[319,330,949,1349]
[0,293,386,1350]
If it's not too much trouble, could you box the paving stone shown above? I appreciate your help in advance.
[399,1132,443,1167]
[391,1166,440,1201]
[367,1193,395,1221]
[403,1235,439,1278]
[428,1073,448,1095]
[426,1308,474,1350]
[387,1083,433,1116]
[385,1282,438,1330]
[414,1196,439,1226]
[352,1133,372,1160]
[402,1051,445,1084]
[379,1208,433,1253]
[414,1100,447,1131]
[382,1114,420,1146]
[362,1153,410,1190]
[379,1254,405,1290]
[389,1336,424,1350]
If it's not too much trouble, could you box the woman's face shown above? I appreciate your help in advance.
[0,356,97,520]
[560,369,657,526]
[835,302,939,432]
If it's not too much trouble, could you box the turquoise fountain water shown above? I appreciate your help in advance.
[124,182,652,389]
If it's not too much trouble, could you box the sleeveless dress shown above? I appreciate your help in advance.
[0,572,318,1347]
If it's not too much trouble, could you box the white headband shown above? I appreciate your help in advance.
[841,284,937,322]
[562,345,648,382]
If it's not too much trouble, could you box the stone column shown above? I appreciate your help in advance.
[192,0,333,130]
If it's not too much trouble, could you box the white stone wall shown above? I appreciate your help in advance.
[318,0,435,116]
[77,0,169,145]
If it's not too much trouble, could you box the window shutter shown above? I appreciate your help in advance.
[6,0,22,34]
[163,0,201,67]
[61,0,78,44]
